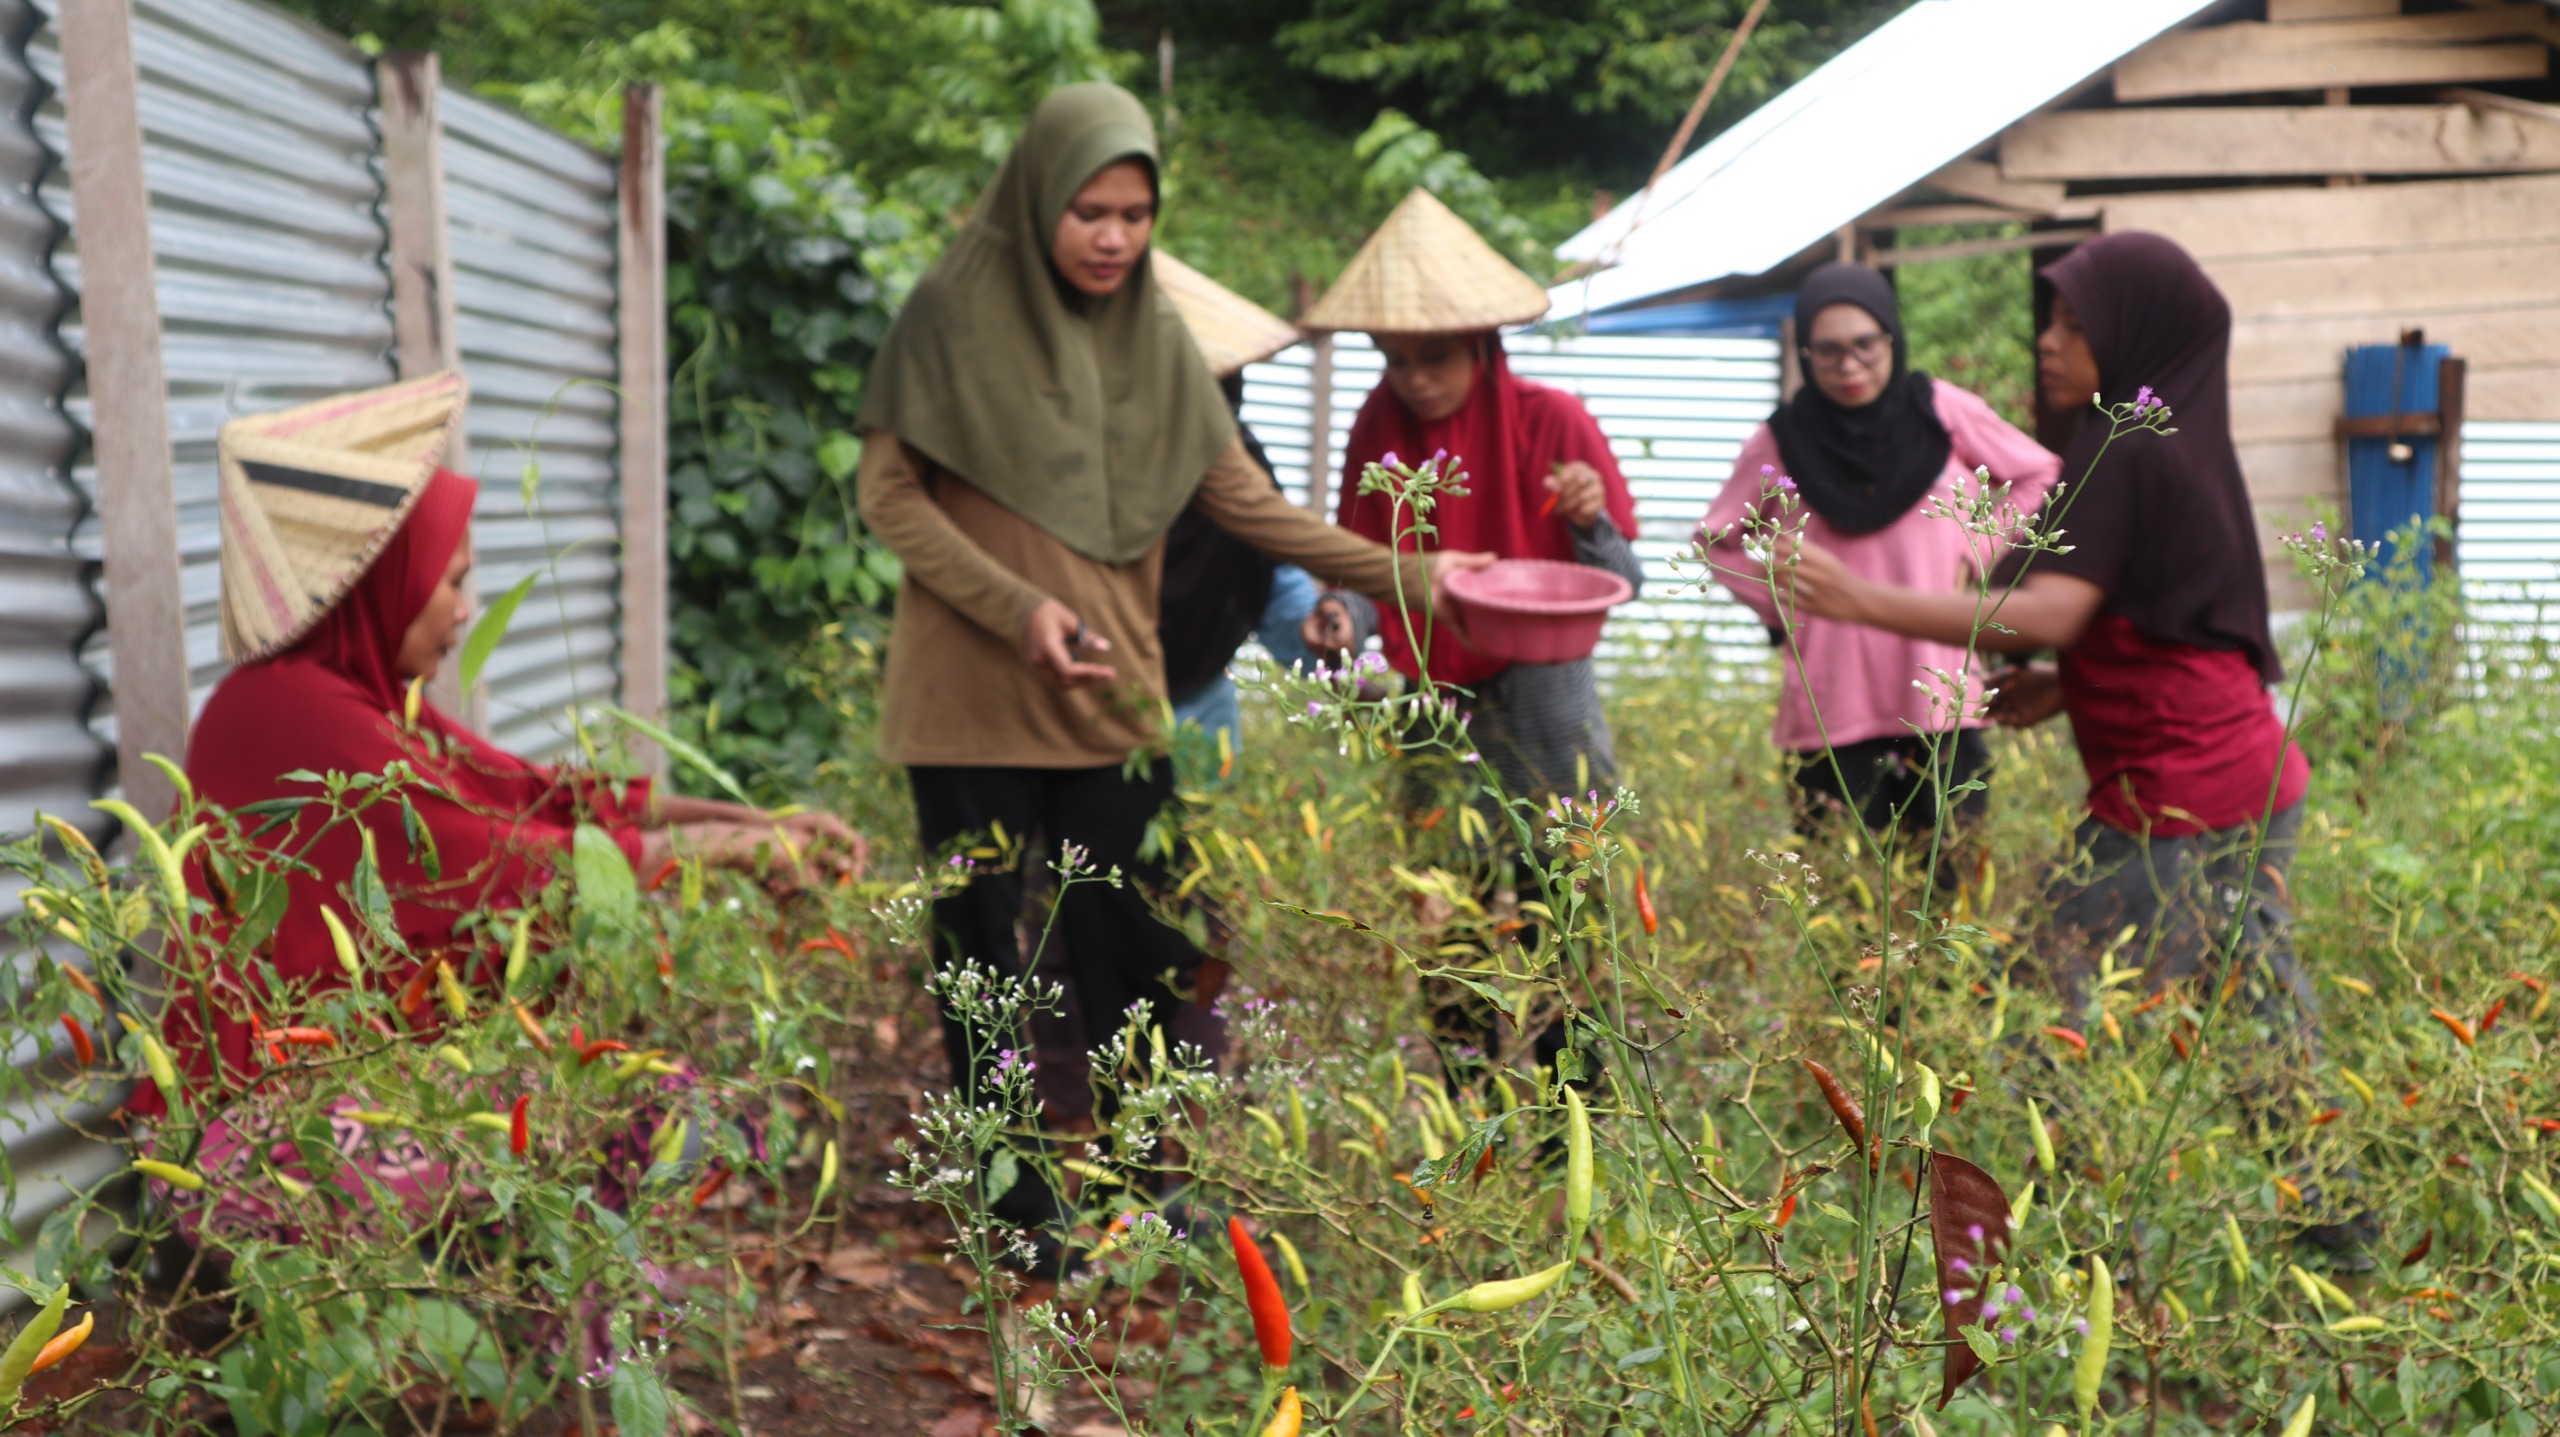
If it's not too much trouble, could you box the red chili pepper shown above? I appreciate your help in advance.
[1633,863,1659,937]
[59,1014,93,1066]
[1536,488,1561,520]
[1801,1059,1876,1170]
[798,928,860,962]
[1416,807,1445,831]
[1500,1383,1520,1404]
[1470,1144,1497,1184]
[258,1027,339,1048]
[569,1023,587,1052]
[56,962,102,1006]
[1948,1087,1972,1114]
[508,1094,530,1157]
[2429,1008,2476,1048]
[690,1161,730,1209]
[2042,1025,2089,1055]
[397,964,436,1016]
[1775,1191,1798,1228]
[2308,1107,2343,1127]
[1455,1407,1476,1421]
[2169,1029,2191,1061]
[2400,1230,2433,1267]
[2445,1152,2473,1171]
[578,1039,633,1066]
[2530,1117,2560,1134]
[2402,1087,2422,1109]
[2510,971,2547,993]
[1227,1216,1293,1369]
[2477,996,2507,1036]
[644,858,681,893]
[656,942,675,981]
[2130,987,2172,1016]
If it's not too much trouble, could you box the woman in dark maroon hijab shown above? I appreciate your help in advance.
[1773,235,2342,1219]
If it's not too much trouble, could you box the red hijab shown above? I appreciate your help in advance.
[1336,337,1637,685]
[137,469,649,1110]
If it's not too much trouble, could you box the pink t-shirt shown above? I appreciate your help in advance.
[1698,383,2061,753]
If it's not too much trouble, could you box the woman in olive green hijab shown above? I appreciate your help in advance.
[856,82,1484,1260]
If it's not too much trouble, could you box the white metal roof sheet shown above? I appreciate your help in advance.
[1549,0,2219,320]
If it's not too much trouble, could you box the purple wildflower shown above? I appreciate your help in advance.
[1999,1326,2018,1345]
[1381,450,1401,470]
[2133,385,2156,413]
[1982,1302,2003,1321]
[2004,1285,2023,1305]
[2020,1306,2038,1324]
[2310,520,2328,544]
[1949,1257,1972,1275]
[2075,1318,2091,1336]
[1944,1289,1968,1306]
[1967,1224,1985,1244]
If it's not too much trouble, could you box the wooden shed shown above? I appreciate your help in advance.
[1551,0,2560,609]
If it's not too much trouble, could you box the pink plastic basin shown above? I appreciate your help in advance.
[1443,558,1632,665]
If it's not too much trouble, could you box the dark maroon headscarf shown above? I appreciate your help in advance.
[2027,232,2280,681]
[136,468,649,1112]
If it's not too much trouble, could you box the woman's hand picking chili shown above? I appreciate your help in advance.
[1768,533,1867,623]
[1022,599,1117,689]
[1988,663,2065,728]
[1544,461,1607,529]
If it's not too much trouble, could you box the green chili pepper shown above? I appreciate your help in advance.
[1286,1086,1309,1157]
[136,1031,180,1103]
[435,1044,473,1075]
[1449,1259,1574,1314]
[505,911,534,992]
[132,1158,204,1191]
[1400,1272,1426,1321]
[2074,1254,2112,1419]
[2223,1212,2252,1285]
[1564,1085,1595,1247]
[1913,1063,1942,1143]
[0,1283,69,1410]
[2285,1263,2328,1313]
[1271,1230,1310,1292]
[815,1140,839,1205]
[2326,1315,2387,1335]
[2026,1098,2055,1178]
[2279,1395,2316,1437]
[92,799,185,914]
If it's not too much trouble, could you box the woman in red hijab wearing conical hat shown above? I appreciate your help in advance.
[132,375,860,1242]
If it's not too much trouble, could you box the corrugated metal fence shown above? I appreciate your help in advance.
[2460,422,2560,674]
[440,90,623,760]
[30,0,395,742]
[0,0,633,1282]
[1239,332,1786,675]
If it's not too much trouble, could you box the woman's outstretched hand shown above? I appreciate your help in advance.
[1022,599,1118,689]
[1302,596,1356,658]
[1768,534,1864,623]
[1988,663,2066,728]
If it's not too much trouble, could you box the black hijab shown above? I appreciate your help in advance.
[1766,263,1952,535]
[2027,231,2279,681]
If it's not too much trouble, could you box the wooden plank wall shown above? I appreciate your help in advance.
[2100,174,2560,603]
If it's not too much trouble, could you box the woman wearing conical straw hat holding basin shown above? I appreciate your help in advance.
[1299,189,1644,1079]
[854,85,1488,1261]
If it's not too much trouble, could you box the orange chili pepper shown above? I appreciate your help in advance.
[1471,1144,1497,1184]
[56,961,102,1006]
[644,858,681,893]
[2445,1153,2473,1170]
[2130,987,2173,1016]
[2529,1117,2560,1134]
[26,1310,92,1377]
[2427,1304,2455,1321]
[2042,1025,2089,1055]
[1227,1216,1293,1369]
[1416,807,1446,831]
[656,942,675,980]
[690,1161,731,1209]
[578,1039,633,1066]
[1775,1191,1797,1229]
[509,1093,530,1158]
[2509,971,2546,993]
[2169,1029,2191,1061]
[397,964,436,1016]
[258,1027,339,1048]
[59,1014,93,1066]
[1633,862,1659,937]
[2477,997,2507,1037]
[1802,1059,1876,1170]
[512,1003,554,1053]
[2273,1176,2302,1205]
[2307,1107,2343,1127]
[2402,1087,2422,1109]
[2429,1008,2476,1047]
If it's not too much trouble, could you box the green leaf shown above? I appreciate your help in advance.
[609,1361,675,1437]
[600,706,756,807]
[572,825,641,929]
[815,430,862,481]
[1961,1323,2001,1366]
[458,573,541,694]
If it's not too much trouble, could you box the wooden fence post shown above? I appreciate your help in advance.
[59,0,187,823]
[378,51,479,727]
[617,85,669,774]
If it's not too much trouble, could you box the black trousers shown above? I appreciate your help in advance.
[909,760,1203,1124]
[1792,729,1991,847]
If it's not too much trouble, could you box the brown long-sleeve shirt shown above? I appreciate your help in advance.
[858,431,1423,768]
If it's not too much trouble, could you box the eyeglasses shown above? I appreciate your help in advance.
[1802,333,1891,370]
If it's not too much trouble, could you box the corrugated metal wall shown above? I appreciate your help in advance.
[2459,421,2560,670]
[1240,332,1785,676]
[0,0,121,1270]
[439,88,623,761]
[28,0,396,738]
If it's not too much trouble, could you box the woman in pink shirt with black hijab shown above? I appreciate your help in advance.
[1698,263,2058,855]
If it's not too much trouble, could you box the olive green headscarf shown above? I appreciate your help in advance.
[858,83,1235,566]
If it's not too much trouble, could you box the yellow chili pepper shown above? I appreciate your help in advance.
[319,905,362,979]
[2325,1315,2388,1334]
[1271,1230,1310,1292]
[2286,1264,2330,1313]
[2279,1396,2316,1437]
[1563,1085,1595,1246]
[132,1158,205,1191]
[1448,1259,1574,1314]
[814,1140,839,1205]
[2519,1170,2560,1225]
[343,1110,401,1127]
[436,960,471,1022]
[464,1111,515,1135]
[1400,1272,1426,1320]
[1286,1086,1310,1158]
[2337,1066,2375,1107]
[136,1031,180,1102]
[1259,1386,1302,1437]
[435,1044,474,1075]
[505,911,534,992]
[2074,1254,2112,1419]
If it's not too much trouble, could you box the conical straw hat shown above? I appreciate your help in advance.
[216,371,468,664]
[1299,188,1550,334]
[1154,249,1300,376]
